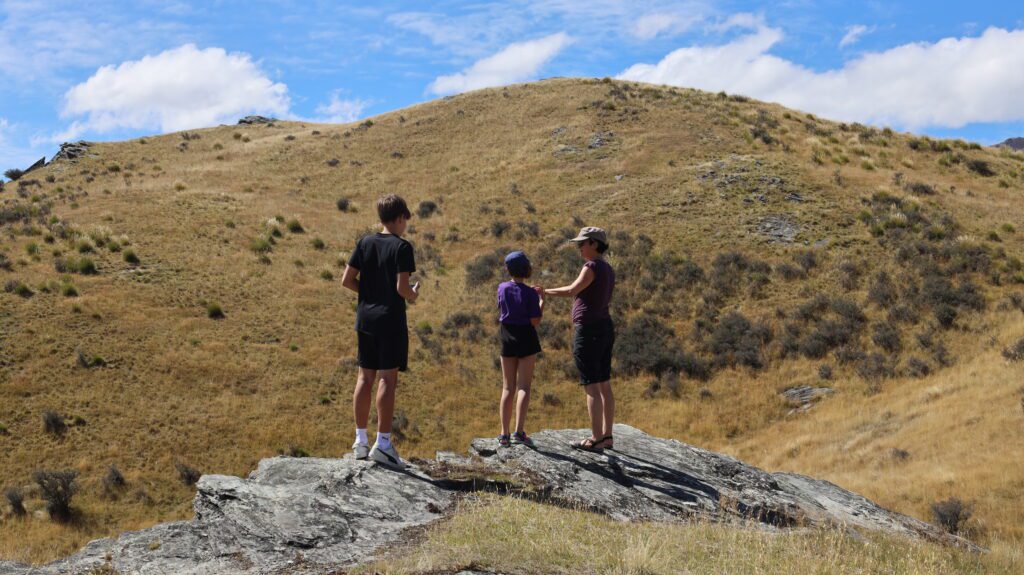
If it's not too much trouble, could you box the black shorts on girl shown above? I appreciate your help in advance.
[573,318,615,385]
[499,323,542,358]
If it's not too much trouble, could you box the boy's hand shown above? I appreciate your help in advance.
[410,281,420,303]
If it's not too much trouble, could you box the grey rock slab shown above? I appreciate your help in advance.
[1,426,978,574]
[5,457,453,575]
[469,425,977,550]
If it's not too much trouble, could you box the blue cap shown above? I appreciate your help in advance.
[504,250,531,278]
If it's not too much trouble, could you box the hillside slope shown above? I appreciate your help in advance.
[1,78,1023,562]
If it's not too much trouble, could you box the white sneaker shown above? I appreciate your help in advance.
[352,441,370,460]
[369,443,406,469]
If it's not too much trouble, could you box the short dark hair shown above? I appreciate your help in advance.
[377,194,411,223]
[507,262,532,279]
[591,239,609,254]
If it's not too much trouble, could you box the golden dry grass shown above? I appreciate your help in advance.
[0,78,1023,563]
[362,494,1022,575]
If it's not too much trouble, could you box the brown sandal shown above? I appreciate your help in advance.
[571,436,604,453]
[594,435,614,450]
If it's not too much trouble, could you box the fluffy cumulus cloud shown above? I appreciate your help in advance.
[618,26,1024,129]
[428,33,572,95]
[56,44,290,139]
[315,92,371,123]
[839,24,872,48]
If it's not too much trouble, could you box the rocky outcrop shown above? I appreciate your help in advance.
[50,142,92,164]
[237,116,277,126]
[0,425,977,574]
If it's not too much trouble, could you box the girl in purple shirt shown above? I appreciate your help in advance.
[495,251,544,448]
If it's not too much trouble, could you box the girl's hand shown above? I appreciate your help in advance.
[533,285,544,295]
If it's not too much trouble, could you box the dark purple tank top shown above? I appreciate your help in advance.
[572,259,614,325]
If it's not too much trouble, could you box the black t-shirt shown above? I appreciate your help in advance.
[347,233,416,335]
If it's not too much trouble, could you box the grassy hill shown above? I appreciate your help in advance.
[1,77,1022,565]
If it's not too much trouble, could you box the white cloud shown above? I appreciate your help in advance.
[618,25,1024,129]
[631,12,703,40]
[315,92,371,123]
[839,24,872,48]
[54,44,290,140]
[428,33,573,95]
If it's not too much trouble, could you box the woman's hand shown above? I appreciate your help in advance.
[533,285,545,296]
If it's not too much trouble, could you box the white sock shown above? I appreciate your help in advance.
[355,428,368,445]
[376,432,392,449]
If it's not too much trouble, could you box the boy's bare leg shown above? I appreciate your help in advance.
[514,355,536,434]
[499,356,518,435]
[583,383,603,440]
[353,368,377,429]
[375,368,399,433]
[597,380,614,438]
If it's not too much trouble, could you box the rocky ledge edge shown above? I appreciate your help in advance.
[0,425,978,574]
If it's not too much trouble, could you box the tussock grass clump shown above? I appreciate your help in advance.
[3,279,33,298]
[123,249,140,265]
[175,463,201,486]
[311,237,325,250]
[417,201,438,218]
[206,302,225,319]
[336,197,351,212]
[55,256,97,275]
[42,410,66,436]
[286,218,304,233]
[250,237,273,253]
[1002,337,1024,362]
[4,487,26,517]
[33,469,78,522]
[932,497,972,534]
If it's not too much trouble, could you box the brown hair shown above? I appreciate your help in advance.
[377,194,411,223]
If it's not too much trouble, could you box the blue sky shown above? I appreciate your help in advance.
[2,1,1024,174]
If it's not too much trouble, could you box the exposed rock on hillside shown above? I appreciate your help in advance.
[50,141,92,164]
[0,425,976,574]
[237,115,277,125]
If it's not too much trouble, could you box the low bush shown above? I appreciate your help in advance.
[1003,337,1024,362]
[709,311,771,369]
[465,252,503,285]
[774,263,805,280]
[3,279,33,298]
[42,410,66,436]
[336,198,351,212]
[286,219,304,233]
[871,321,902,353]
[490,220,511,237]
[931,498,972,534]
[867,271,897,308]
[103,465,127,497]
[4,487,25,516]
[855,352,894,382]
[905,357,930,377]
[417,201,438,218]
[965,159,994,177]
[123,249,140,265]
[33,469,78,522]
[175,462,201,486]
[311,237,326,250]
[205,302,225,319]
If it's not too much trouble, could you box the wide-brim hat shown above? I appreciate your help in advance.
[568,226,608,245]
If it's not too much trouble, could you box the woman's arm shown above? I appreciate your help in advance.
[341,265,359,293]
[543,266,595,298]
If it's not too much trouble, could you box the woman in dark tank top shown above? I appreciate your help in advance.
[538,227,616,452]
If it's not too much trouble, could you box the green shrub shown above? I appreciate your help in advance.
[207,302,225,319]
[61,283,78,297]
[286,219,304,233]
[250,237,273,253]
[965,159,994,177]
[320,269,334,281]
[311,237,325,250]
[336,197,350,212]
[123,249,140,265]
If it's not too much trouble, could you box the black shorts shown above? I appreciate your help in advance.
[499,323,542,358]
[357,329,408,372]
[573,318,615,385]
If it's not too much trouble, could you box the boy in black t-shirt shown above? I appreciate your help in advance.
[341,195,419,468]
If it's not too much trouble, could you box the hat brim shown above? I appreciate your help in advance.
[568,236,589,243]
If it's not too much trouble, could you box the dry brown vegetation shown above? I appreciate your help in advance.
[1,78,1023,564]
